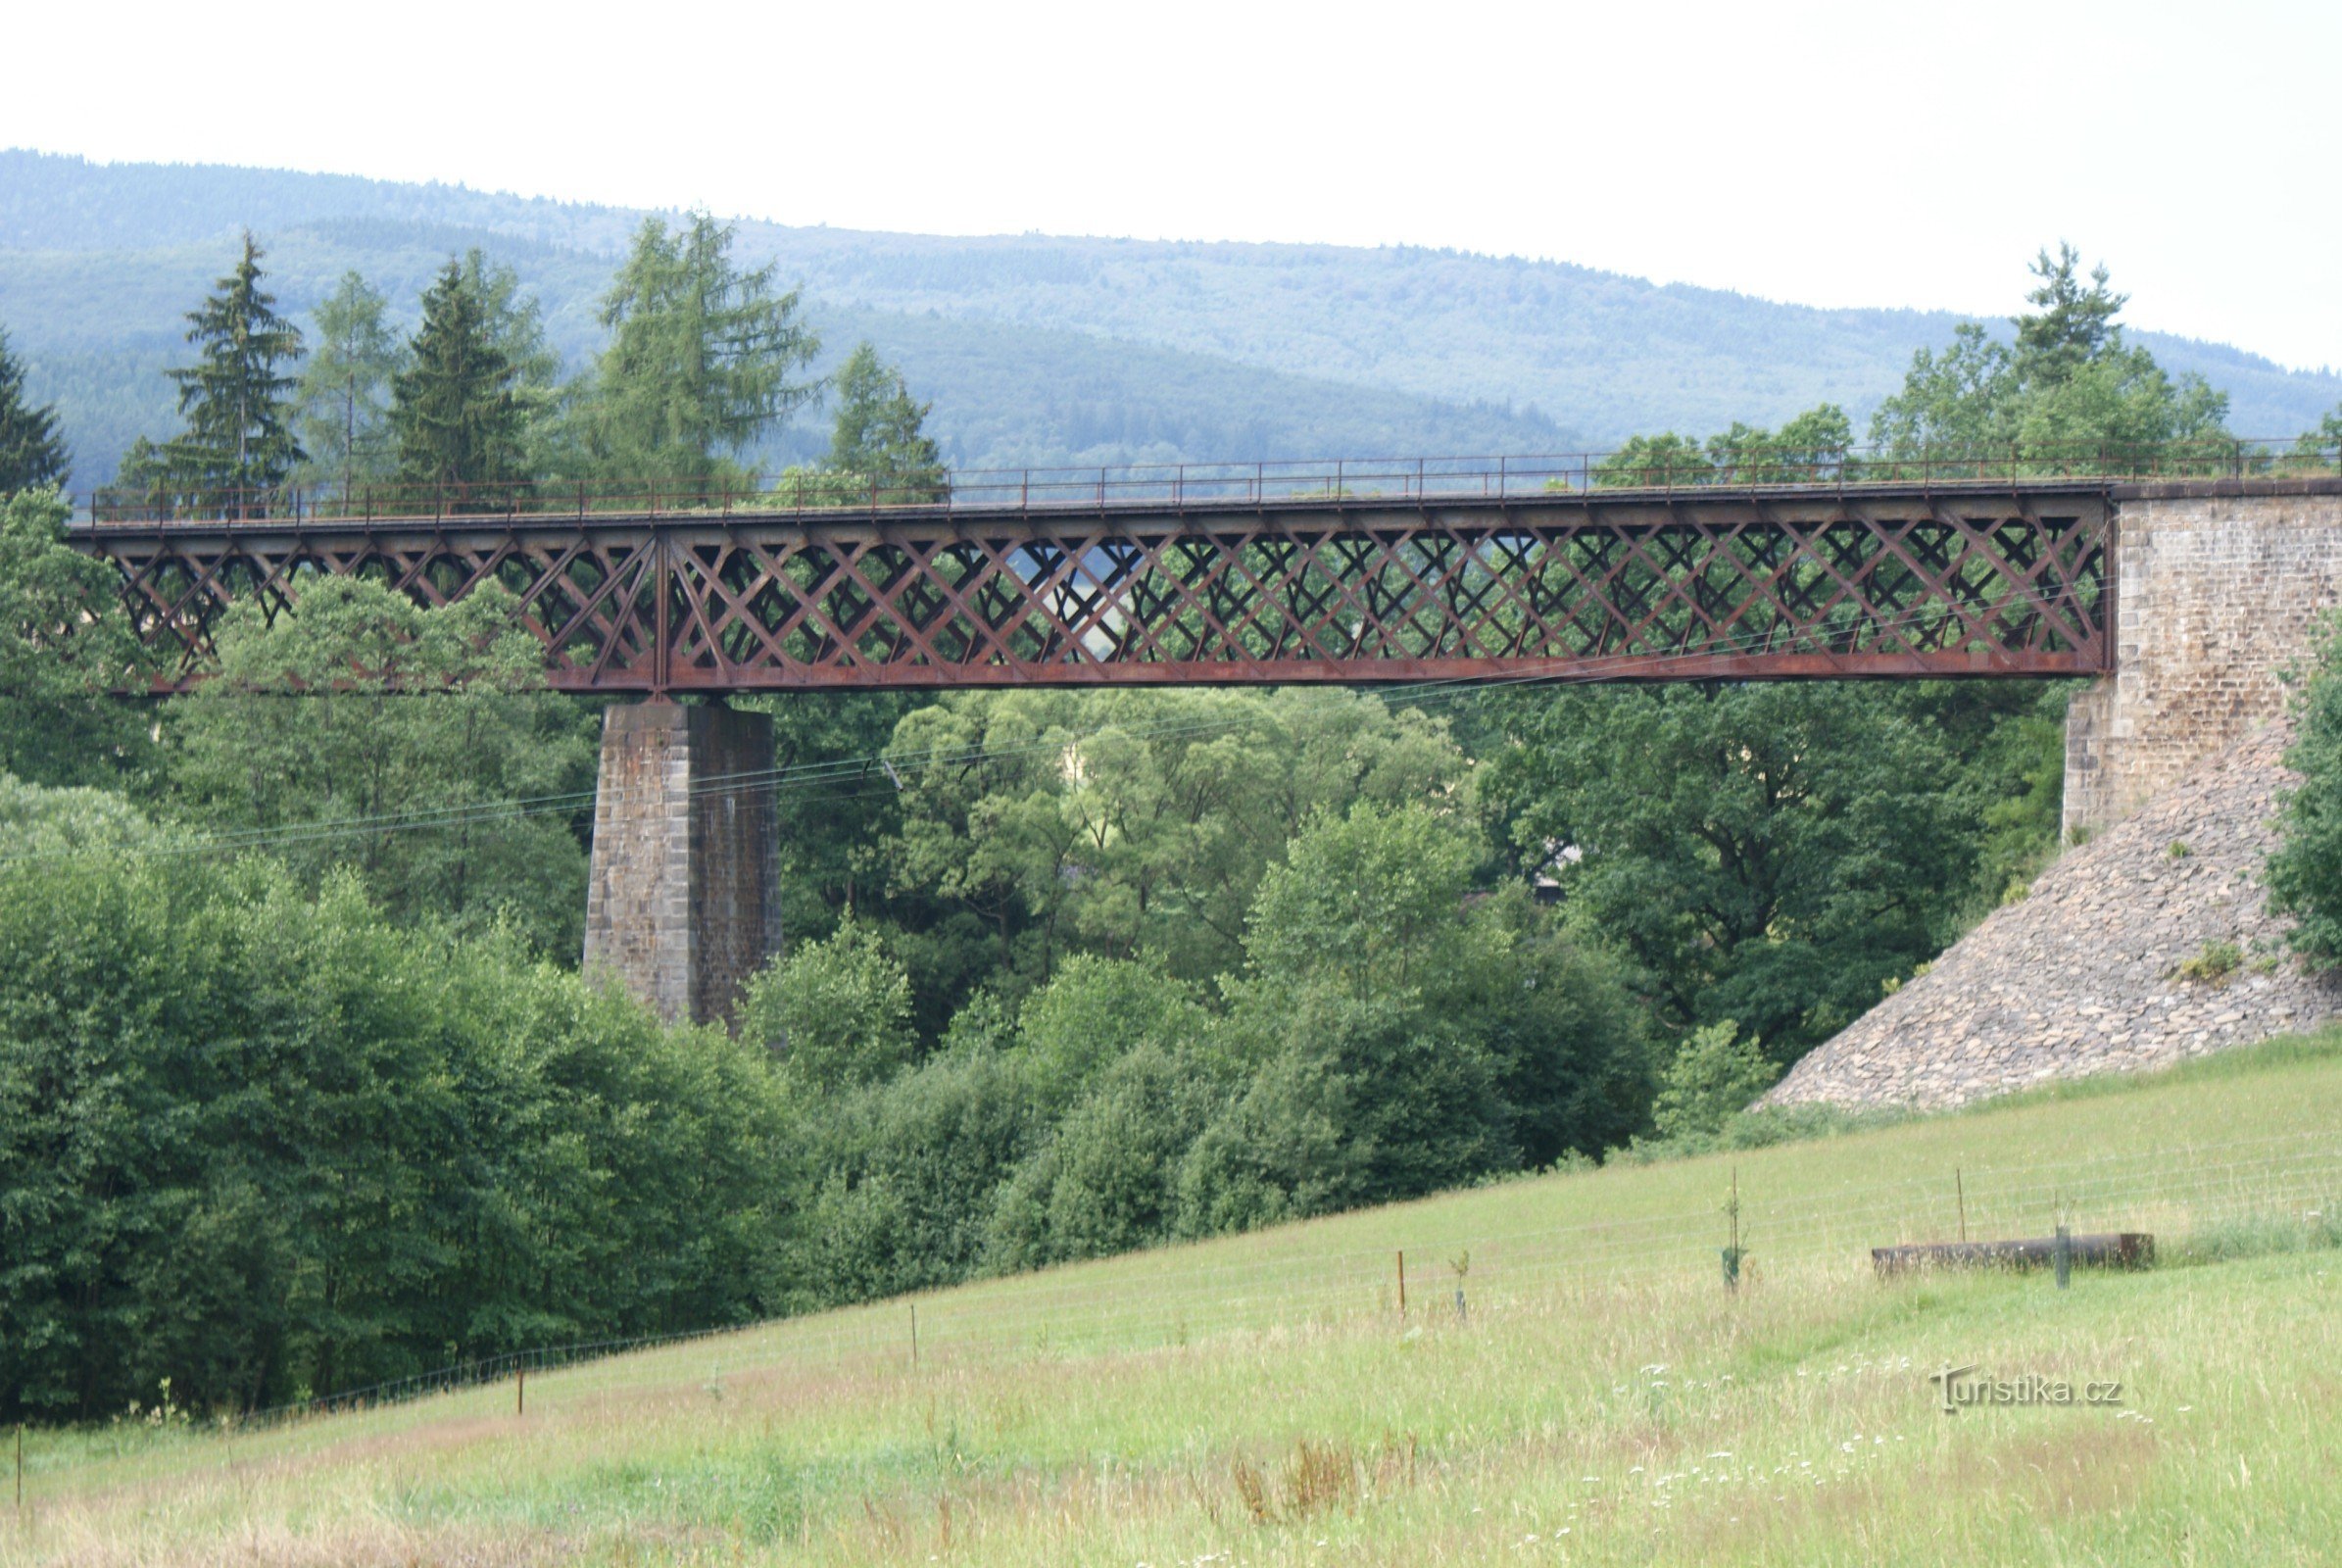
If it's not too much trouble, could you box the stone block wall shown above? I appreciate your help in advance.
[582,702,780,1028]
[2063,480,2342,838]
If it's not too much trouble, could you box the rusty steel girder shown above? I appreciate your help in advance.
[70,481,2116,693]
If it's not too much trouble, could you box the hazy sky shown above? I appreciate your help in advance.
[10,0,2338,370]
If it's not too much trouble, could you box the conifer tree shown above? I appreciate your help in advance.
[164,232,305,504]
[293,271,401,497]
[391,261,525,510]
[825,342,948,502]
[587,214,819,489]
[457,249,566,473]
[0,326,70,496]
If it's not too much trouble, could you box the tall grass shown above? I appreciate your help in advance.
[10,1027,2342,1566]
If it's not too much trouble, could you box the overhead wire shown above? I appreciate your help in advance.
[0,572,2110,870]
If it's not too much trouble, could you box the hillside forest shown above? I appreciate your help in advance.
[9,150,2342,495]
[5,219,2342,1424]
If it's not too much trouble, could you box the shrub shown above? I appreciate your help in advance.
[2269,615,2342,963]
[0,784,792,1421]
[1650,1021,1781,1142]
[2176,939,2242,985]
[737,918,915,1088]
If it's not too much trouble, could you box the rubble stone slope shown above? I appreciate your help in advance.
[1766,721,2342,1109]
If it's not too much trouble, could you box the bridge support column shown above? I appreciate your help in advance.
[583,701,779,1029]
[2063,483,2342,841]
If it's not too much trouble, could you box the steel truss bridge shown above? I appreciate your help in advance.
[68,466,2118,693]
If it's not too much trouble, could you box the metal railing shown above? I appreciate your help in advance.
[74,439,2342,528]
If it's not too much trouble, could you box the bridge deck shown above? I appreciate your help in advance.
[69,478,2117,693]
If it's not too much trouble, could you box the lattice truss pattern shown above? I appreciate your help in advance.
[85,495,2112,691]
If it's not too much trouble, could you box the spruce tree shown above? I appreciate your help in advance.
[0,326,70,496]
[164,232,305,506]
[2013,243,2126,386]
[826,342,947,502]
[392,261,525,510]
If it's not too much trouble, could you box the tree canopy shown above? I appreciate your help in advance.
[162,576,596,956]
[585,214,819,490]
[1870,243,2231,466]
[159,232,306,500]
[391,261,527,507]
[292,270,400,494]
[823,342,948,502]
[0,490,155,788]
[0,326,70,496]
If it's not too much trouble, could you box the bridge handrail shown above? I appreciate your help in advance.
[72,438,2338,527]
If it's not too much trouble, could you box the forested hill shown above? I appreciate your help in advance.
[6,149,2339,490]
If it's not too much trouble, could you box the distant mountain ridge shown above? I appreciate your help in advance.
[4,150,2336,490]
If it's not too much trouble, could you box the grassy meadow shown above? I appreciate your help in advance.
[11,1032,2342,1567]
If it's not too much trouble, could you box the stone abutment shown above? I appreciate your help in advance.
[2063,480,2342,838]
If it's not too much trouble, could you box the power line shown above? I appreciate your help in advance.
[0,581,2107,871]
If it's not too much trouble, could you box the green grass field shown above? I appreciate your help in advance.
[11,1034,2342,1567]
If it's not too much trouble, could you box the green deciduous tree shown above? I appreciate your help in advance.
[1485,682,1977,1062]
[737,918,916,1090]
[1649,1021,1778,1141]
[1176,801,1644,1231]
[877,688,1466,1005]
[771,1046,1039,1309]
[392,261,526,508]
[0,490,155,787]
[2291,404,2342,469]
[986,1039,1229,1271]
[2268,617,2342,964]
[161,575,596,955]
[1871,243,2231,468]
[1591,408,1853,489]
[1703,404,1854,483]
[293,271,401,496]
[161,232,306,503]
[585,214,819,491]
[1592,431,1711,487]
[0,794,792,1421]
[0,326,70,495]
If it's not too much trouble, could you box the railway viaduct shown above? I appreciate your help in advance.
[67,463,2342,1026]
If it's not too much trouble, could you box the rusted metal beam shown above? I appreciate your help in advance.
[67,482,2117,694]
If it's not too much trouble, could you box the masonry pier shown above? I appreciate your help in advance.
[582,701,780,1028]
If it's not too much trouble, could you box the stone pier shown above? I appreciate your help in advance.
[2063,480,2342,839]
[583,701,780,1028]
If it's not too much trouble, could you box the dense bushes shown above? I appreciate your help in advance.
[0,781,789,1421]
[2269,616,2342,965]
[760,801,1651,1305]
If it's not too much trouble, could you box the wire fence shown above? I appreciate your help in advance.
[72,438,2342,527]
[208,1126,2341,1434]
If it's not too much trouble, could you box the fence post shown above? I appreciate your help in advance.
[1395,1250,1407,1318]
[1956,1167,1968,1244]
[910,1303,919,1369]
[516,1365,525,1417]
[2054,1225,2072,1291]
[15,1422,21,1520]
[1722,1167,1744,1293]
